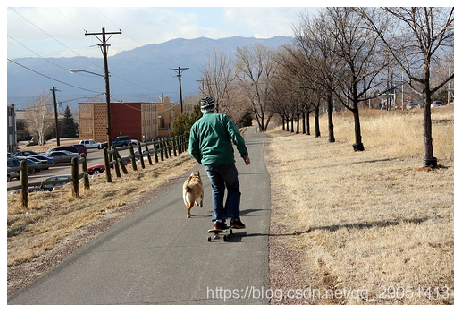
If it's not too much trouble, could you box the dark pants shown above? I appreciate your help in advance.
[204,163,241,222]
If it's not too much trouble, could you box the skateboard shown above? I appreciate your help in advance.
[207,228,233,242]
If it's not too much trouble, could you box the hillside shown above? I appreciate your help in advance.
[7,36,292,111]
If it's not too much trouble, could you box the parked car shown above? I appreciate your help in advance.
[406,103,420,109]
[17,156,49,170]
[431,101,444,108]
[45,145,79,155]
[98,141,108,149]
[42,174,72,191]
[87,164,105,175]
[7,158,20,182]
[46,150,80,164]
[14,150,42,157]
[130,139,139,145]
[98,136,132,149]
[71,144,87,155]
[11,186,51,194]
[113,136,131,147]
[24,158,42,173]
[29,154,54,165]
[79,139,101,149]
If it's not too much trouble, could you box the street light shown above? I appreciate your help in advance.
[69,69,108,77]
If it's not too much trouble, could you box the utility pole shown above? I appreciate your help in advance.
[170,67,189,113]
[196,79,205,97]
[50,87,60,146]
[85,27,121,151]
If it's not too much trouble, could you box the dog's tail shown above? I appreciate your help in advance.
[185,175,192,192]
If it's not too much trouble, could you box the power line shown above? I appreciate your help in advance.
[7,58,102,94]
[8,7,103,70]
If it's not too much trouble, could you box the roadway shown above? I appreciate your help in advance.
[8,127,271,304]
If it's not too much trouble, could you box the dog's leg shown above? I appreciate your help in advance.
[200,193,204,207]
[187,207,191,218]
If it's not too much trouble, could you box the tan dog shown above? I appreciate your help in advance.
[183,171,204,218]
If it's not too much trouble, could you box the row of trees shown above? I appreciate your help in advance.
[198,7,454,167]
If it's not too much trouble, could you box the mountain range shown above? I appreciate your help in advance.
[7,36,292,111]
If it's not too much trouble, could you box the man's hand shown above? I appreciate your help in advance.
[243,157,251,165]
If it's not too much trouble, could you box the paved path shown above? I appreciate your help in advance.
[8,128,271,304]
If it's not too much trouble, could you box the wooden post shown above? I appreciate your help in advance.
[20,160,28,208]
[164,138,169,159]
[146,143,153,165]
[138,144,145,169]
[159,140,164,161]
[129,144,138,171]
[173,137,177,156]
[71,156,79,198]
[167,139,172,158]
[154,142,159,163]
[113,147,121,177]
[103,147,112,182]
[82,154,90,190]
[179,136,182,153]
[115,149,128,174]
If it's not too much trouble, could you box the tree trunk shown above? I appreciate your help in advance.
[306,111,310,135]
[296,114,300,134]
[327,93,335,143]
[281,115,285,130]
[423,64,436,167]
[290,114,294,133]
[352,104,365,151]
[302,112,306,134]
[314,105,321,138]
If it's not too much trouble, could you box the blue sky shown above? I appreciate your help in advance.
[6,4,319,59]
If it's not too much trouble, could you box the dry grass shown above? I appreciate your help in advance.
[7,153,196,267]
[266,105,454,304]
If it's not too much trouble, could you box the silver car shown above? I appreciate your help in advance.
[46,150,80,164]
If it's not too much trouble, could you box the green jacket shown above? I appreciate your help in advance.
[188,112,248,165]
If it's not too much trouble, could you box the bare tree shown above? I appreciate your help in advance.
[360,7,454,167]
[236,44,277,131]
[274,48,309,134]
[292,10,341,142]
[25,92,54,146]
[200,49,236,114]
[326,7,389,151]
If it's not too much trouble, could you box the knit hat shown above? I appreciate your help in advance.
[200,96,215,113]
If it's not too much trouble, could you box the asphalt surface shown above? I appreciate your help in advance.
[8,127,271,305]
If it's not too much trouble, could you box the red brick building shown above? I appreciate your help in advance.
[78,96,195,142]
[79,101,159,143]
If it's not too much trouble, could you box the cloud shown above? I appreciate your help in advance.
[222,7,306,38]
[7,7,313,59]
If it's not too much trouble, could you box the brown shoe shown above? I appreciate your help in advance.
[230,219,246,229]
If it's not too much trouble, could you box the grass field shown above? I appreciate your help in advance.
[266,105,454,304]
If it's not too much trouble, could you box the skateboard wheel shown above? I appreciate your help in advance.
[223,235,228,241]
[207,236,212,242]
[229,229,233,234]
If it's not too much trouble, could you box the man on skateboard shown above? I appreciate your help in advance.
[189,96,250,231]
